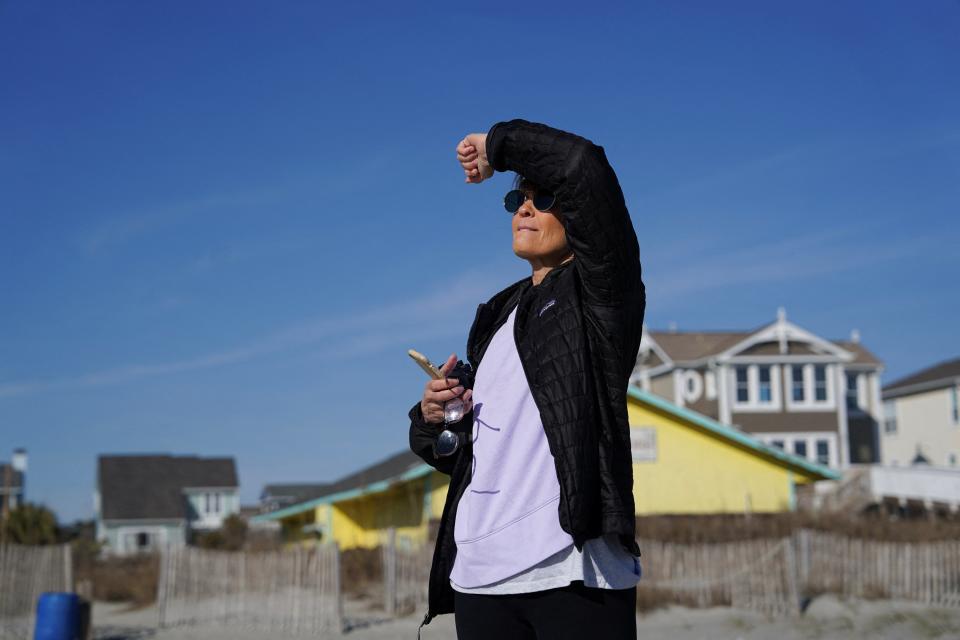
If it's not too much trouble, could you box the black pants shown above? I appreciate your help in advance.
[453,581,637,640]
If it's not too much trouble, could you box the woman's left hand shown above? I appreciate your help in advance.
[456,133,493,183]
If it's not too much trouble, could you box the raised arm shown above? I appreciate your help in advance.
[483,119,642,304]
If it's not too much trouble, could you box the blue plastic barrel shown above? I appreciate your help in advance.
[33,592,80,640]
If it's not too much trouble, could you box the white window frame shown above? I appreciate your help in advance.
[845,371,859,412]
[756,432,838,468]
[731,364,782,412]
[793,439,808,459]
[814,438,831,466]
[789,364,806,403]
[204,492,221,515]
[883,400,898,435]
[735,366,750,404]
[784,364,836,411]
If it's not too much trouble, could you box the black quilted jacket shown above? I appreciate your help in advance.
[408,119,645,625]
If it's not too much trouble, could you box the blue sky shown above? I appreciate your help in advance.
[1,2,958,522]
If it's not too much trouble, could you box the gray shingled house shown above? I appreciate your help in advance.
[96,454,239,555]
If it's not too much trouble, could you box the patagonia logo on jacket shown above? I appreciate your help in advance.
[538,299,557,317]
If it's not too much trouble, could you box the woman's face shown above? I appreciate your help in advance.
[511,190,570,263]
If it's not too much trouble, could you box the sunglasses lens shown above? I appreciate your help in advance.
[436,429,459,457]
[533,191,555,211]
[504,190,524,213]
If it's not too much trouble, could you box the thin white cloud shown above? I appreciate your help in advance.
[647,229,951,305]
[79,192,251,254]
[78,155,390,254]
[0,261,519,399]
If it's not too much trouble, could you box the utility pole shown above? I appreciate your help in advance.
[0,462,10,542]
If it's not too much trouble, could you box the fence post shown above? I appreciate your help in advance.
[332,543,344,633]
[783,537,801,617]
[384,528,397,616]
[63,544,73,593]
[796,529,810,591]
[156,550,168,628]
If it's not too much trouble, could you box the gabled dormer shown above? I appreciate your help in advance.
[632,309,884,468]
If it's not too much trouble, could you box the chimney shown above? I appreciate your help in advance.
[850,329,860,344]
[12,449,27,473]
[777,307,787,323]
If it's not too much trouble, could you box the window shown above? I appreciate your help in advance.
[758,366,772,403]
[950,453,957,467]
[846,372,859,411]
[204,492,220,515]
[791,365,805,402]
[884,401,897,434]
[136,532,151,549]
[814,365,828,402]
[736,367,749,403]
[794,440,808,459]
[816,439,830,466]
[771,439,784,450]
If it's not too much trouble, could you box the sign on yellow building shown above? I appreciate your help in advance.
[253,388,838,550]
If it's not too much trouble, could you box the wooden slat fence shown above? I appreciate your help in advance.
[382,530,430,616]
[157,545,342,636]
[798,529,960,607]
[637,530,960,616]
[0,544,72,640]
[385,529,960,620]
[637,536,800,617]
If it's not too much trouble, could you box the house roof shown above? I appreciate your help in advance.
[260,483,334,505]
[252,450,429,522]
[255,389,838,523]
[98,454,238,521]
[648,331,746,362]
[883,357,960,398]
[833,341,882,366]
[646,329,881,366]
[258,451,427,511]
[0,464,24,490]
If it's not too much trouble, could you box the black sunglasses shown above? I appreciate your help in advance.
[503,189,556,214]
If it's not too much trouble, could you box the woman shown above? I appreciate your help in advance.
[409,119,645,639]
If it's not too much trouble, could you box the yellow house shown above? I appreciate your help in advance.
[252,388,838,549]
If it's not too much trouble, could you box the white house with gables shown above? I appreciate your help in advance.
[96,454,240,555]
[631,309,884,468]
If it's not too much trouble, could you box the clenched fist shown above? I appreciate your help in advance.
[456,133,493,184]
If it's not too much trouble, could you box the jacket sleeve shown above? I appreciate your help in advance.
[485,119,641,305]
[408,401,472,476]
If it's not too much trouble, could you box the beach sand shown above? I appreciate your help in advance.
[86,594,960,640]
